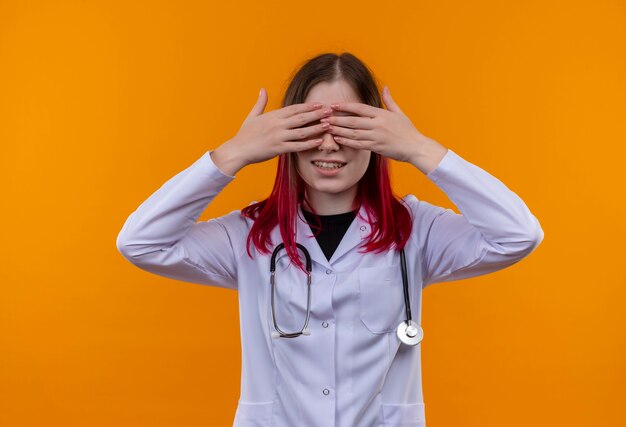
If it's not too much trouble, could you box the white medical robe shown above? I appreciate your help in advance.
[116,148,544,427]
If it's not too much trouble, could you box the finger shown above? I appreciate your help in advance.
[284,137,324,153]
[278,102,324,119]
[330,102,378,118]
[331,135,370,150]
[327,124,375,141]
[382,86,404,114]
[321,115,375,130]
[285,106,333,129]
[285,122,331,141]
[246,87,268,119]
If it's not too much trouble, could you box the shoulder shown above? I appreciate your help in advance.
[401,194,448,217]
[401,194,452,241]
[208,204,254,234]
[195,204,254,262]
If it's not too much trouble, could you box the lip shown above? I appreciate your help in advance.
[311,160,346,177]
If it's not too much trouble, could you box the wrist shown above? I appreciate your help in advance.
[408,136,448,176]
[211,141,247,176]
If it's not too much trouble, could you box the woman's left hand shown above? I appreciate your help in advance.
[321,86,435,163]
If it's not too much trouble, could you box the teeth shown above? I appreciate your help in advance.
[313,161,345,169]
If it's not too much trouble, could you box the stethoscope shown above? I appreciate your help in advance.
[269,243,424,346]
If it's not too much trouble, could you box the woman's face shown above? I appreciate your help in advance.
[295,80,372,210]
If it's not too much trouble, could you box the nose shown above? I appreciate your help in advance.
[318,130,340,152]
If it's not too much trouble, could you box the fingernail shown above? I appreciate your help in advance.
[331,103,339,109]
[313,103,323,108]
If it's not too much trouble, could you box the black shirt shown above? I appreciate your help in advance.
[301,208,357,261]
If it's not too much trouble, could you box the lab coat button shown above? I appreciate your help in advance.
[322,321,329,328]
[322,388,330,395]
[360,225,366,231]
[325,269,332,274]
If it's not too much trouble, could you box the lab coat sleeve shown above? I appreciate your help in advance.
[406,149,544,288]
[116,150,247,290]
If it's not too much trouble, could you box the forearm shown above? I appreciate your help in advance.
[413,146,544,286]
[408,136,449,176]
[423,148,544,247]
[116,150,234,259]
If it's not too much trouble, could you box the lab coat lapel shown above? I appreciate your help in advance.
[294,204,332,269]
[328,203,371,264]
[268,205,330,270]
[269,203,371,268]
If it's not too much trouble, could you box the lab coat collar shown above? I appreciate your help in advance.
[270,203,372,269]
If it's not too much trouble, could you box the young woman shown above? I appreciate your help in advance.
[117,52,544,427]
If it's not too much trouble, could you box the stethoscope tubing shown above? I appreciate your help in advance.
[269,243,422,345]
[270,243,312,338]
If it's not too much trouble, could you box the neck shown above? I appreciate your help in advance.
[303,185,358,215]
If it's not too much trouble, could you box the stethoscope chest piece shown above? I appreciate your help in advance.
[397,320,423,346]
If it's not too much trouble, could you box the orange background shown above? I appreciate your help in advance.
[1,1,624,426]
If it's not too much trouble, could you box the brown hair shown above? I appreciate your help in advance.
[241,52,413,272]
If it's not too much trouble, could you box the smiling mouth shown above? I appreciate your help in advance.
[311,161,347,170]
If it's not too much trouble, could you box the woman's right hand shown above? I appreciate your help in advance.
[210,88,333,176]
